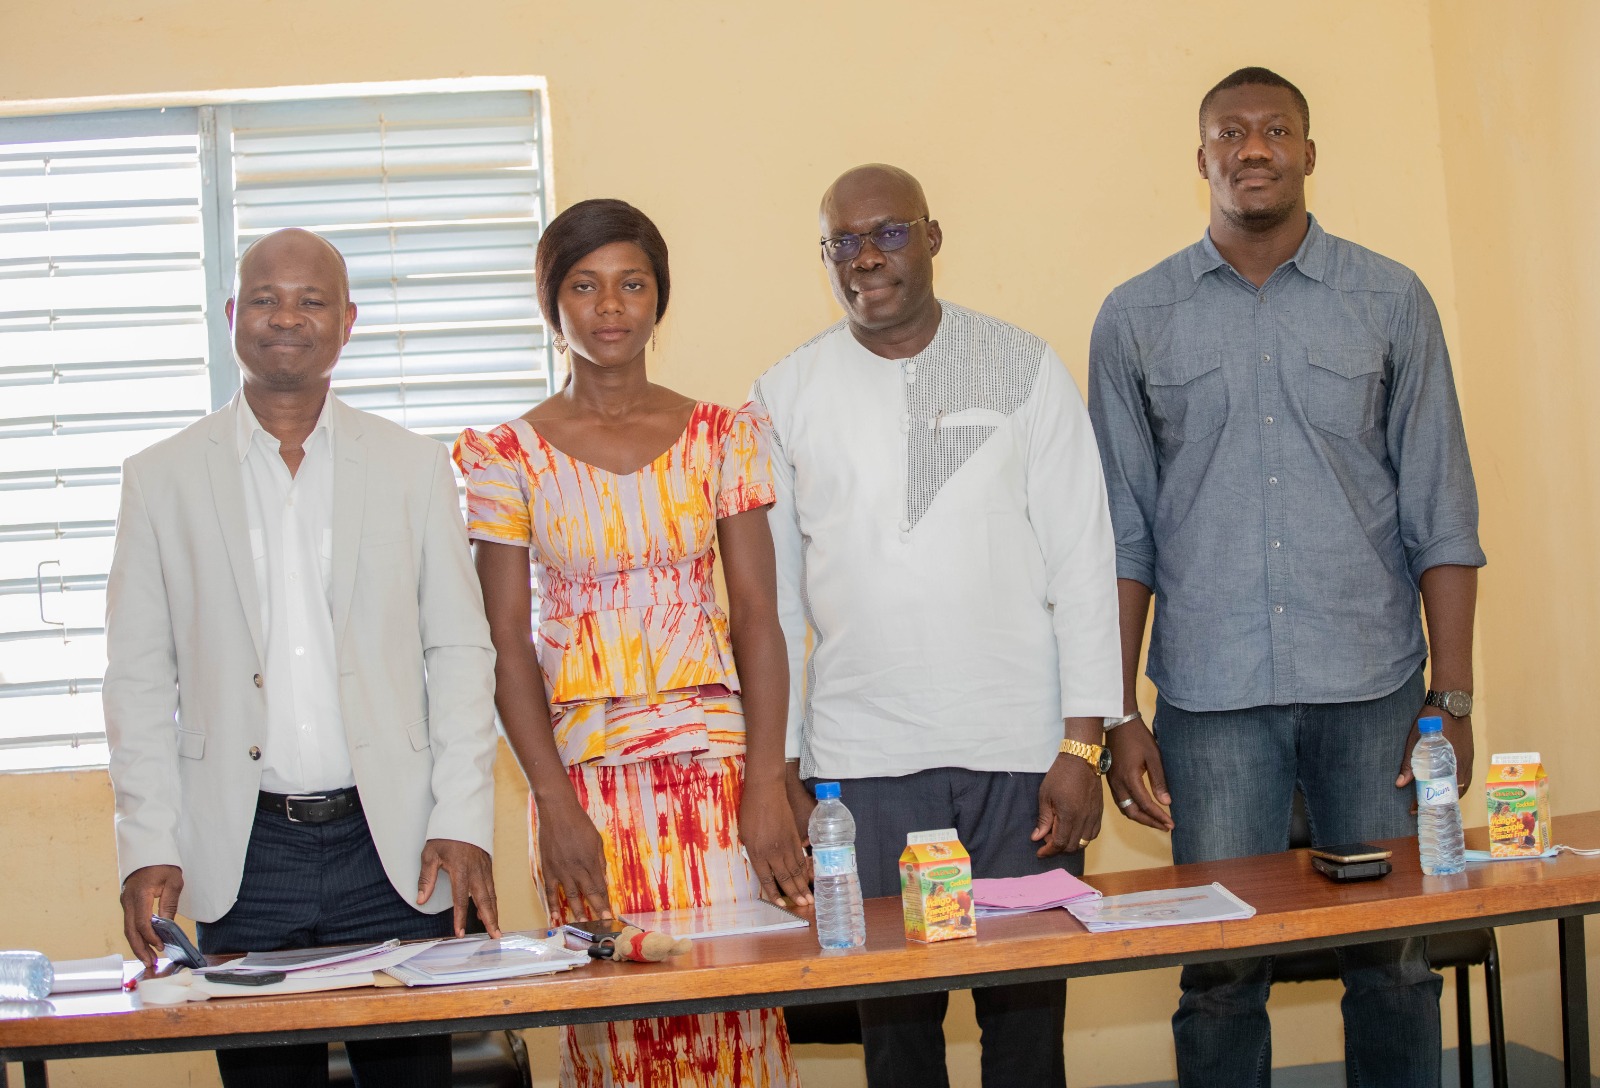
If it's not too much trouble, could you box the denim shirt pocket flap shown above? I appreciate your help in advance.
[1306,348,1387,438]
[1144,350,1226,442]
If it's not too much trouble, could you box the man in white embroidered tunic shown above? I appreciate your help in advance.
[753,164,1122,1088]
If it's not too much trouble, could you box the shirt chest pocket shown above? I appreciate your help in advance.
[1306,349,1387,438]
[1144,351,1227,443]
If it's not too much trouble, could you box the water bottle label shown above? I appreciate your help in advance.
[813,844,856,878]
[1416,775,1458,807]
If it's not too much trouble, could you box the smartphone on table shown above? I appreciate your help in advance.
[1308,843,1393,882]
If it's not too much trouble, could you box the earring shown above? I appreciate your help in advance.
[651,331,658,352]
[553,332,568,354]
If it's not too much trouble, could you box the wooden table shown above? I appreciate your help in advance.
[6,812,1600,1088]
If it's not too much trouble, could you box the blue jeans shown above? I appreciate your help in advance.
[1155,667,1442,1088]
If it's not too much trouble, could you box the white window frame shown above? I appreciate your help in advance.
[0,78,554,773]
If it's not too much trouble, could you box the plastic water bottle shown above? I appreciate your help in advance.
[1413,716,1466,875]
[0,951,53,1001]
[810,782,866,949]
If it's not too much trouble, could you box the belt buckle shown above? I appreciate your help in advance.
[285,794,328,823]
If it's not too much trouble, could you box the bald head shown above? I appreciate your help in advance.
[816,163,942,357]
[820,164,930,228]
[235,228,350,305]
[227,227,357,395]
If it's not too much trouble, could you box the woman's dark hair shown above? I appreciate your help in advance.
[535,198,671,333]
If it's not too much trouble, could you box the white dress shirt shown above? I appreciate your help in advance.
[753,302,1122,780]
[234,392,354,794]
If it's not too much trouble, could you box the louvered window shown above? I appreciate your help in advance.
[0,87,551,771]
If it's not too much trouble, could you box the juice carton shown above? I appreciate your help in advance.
[1486,752,1552,858]
[900,829,976,943]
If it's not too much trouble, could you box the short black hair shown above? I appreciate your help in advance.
[535,198,670,333]
[1199,67,1310,138]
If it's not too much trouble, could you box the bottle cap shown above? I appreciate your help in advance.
[1419,716,1444,734]
[814,781,841,800]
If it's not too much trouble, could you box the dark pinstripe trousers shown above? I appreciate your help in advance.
[197,804,456,1088]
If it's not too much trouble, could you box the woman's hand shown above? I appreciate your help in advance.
[536,794,612,923]
[740,776,813,906]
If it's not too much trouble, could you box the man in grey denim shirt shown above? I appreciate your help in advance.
[1087,67,1485,1088]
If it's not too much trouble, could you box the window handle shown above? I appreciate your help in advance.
[37,560,69,642]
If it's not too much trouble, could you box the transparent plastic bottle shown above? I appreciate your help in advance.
[809,782,867,949]
[0,951,53,1002]
[1412,716,1466,875]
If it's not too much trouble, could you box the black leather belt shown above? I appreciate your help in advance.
[258,787,362,824]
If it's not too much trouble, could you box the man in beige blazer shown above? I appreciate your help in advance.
[104,227,500,1087]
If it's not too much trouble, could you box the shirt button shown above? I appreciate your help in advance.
[1271,539,1282,549]
[1258,294,1267,304]
[286,495,295,508]
[248,746,261,760]
[1264,416,1274,425]
[1262,353,1272,363]
[898,520,911,532]
[900,421,910,434]
[1273,605,1285,614]
[1268,476,1279,485]
[253,673,263,688]
[905,373,916,385]
[294,646,305,656]
[901,412,911,424]
[905,362,917,375]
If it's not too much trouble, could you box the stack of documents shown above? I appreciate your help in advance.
[1067,883,1255,933]
[383,934,587,987]
[969,870,1102,917]
[192,940,427,997]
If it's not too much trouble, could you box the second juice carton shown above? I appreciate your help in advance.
[900,828,976,943]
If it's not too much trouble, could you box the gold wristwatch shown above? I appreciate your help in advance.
[1059,738,1112,776]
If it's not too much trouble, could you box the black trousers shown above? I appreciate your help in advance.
[827,768,1072,1088]
[197,804,455,1088]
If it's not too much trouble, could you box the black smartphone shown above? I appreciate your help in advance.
[206,969,288,986]
[564,918,629,943]
[1308,842,1393,864]
[1312,856,1393,882]
[150,915,207,968]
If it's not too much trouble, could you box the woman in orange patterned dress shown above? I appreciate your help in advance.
[454,198,808,1088]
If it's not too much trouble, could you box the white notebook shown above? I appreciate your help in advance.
[624,899,809,941]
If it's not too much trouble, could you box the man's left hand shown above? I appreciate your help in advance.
[1032,752,1104,858]
[418,838,501,937]
[1394,706,1475,797]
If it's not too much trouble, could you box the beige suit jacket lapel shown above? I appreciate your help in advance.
[329,396,367,650]
[205,406,266,666]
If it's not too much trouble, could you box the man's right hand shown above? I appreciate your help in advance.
[1106,716,1175,832]
[536,796,612,924]
[121,864,184,967]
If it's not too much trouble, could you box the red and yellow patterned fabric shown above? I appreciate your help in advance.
[536,754,799,1088]
[453,402,798,1088]
[453,402,774,766]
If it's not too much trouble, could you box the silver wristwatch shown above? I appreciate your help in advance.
[1424,689,1473,718]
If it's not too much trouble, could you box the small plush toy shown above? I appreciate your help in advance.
[590,925,691,963]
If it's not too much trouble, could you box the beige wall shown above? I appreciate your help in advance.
[1431,0,1600,1065]
[2,0,1594,1083]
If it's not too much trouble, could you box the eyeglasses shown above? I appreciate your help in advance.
[819,217,929,263]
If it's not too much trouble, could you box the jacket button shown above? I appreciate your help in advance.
[248,746,261,761]
[253,673,263,688]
